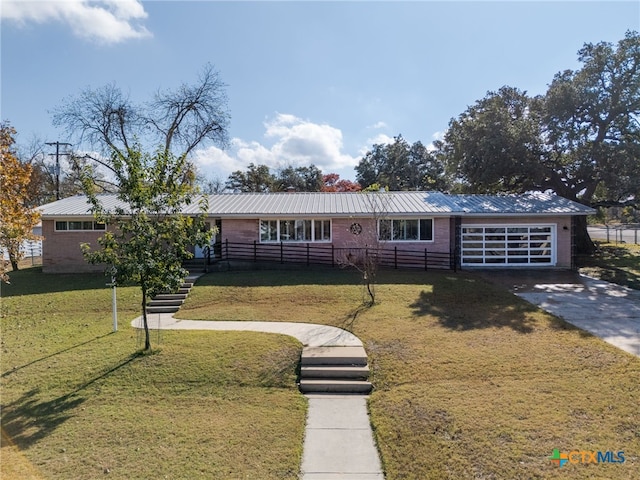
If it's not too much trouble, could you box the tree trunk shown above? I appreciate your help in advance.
[574,216,596,256]
[364,276,375,306]
[141,289,151,351]
[9,253,18,272]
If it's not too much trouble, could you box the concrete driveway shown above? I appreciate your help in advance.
[477,270,640,357]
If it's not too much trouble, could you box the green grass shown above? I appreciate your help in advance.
[181,268,640,479]
[1,267,305,480]
[3,266,639,479]
[579,242,640,290]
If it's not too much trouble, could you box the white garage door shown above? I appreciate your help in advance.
[461,225,555,266]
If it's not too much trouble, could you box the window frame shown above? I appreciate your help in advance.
[259,219,332,243]
[378,218,434,242]
[54,220,106,232]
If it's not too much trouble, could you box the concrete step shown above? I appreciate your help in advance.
[145,276,200,315]
[300,365,370,380]
[183,262,207,274]
[154,287,190,296]
[298,379,373,394]
[301,346,368,366]
[147,299,185,307]
[153,293,188,301]
[146,305,181,314]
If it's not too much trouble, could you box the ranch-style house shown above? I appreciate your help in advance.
[37,191,594,274]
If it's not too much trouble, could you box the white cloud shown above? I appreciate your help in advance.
[367,121,388,130]
[427,131,445,152]
[359,133,394,156]
[191,113,361,182]
[192,143,243,174]
[1,0,151,44]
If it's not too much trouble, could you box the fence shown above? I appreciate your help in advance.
[588,225,640,245]
[209,240,456,271]
[2,239,43,265]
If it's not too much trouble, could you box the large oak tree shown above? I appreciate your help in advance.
[438,31,640,253]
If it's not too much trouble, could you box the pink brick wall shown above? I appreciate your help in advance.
[41,214,577,272]
[42,220,107,273]
[221,218,259,243]
[331,217,451,254]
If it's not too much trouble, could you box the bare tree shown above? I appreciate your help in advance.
[337,186,391,306]
[196,174,227,194]
[52,64,230,183]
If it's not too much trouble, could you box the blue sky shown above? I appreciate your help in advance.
[2,1,639,183]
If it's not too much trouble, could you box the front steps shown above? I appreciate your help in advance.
[182,258,208,275]
[145,277,198,314]
[298,346,373,394]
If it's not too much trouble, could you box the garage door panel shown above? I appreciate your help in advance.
[461,224,555,267]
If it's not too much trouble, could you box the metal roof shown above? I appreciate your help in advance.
[37,195,124,216]
[208,191,459,217]
[449,192,595,215]
[38,191,594,218]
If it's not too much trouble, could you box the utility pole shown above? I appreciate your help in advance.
[45,141,72,200]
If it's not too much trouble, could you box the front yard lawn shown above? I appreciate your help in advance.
[184,268,640,479]
[579,242,640,290]
[1,268,305,480]
[2,266,638,479]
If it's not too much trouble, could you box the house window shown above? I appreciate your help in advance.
[260,220,278,242]
[55,221,106,231]
[259,219,331,242]
[378,219,433,241]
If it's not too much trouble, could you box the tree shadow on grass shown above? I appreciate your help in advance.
[1,389,86,448]
[197,266,456,288]
[1,352,142,449]
[409,276,541,333]
[0,267,118,297]
[1,334,113,378]
[579,243,640,290]
[337,303,372,332]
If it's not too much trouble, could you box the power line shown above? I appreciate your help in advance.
[45,141,72,200]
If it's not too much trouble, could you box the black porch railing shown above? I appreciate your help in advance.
[206,240,456,271]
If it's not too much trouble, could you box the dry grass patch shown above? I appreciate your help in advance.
[181,268,640,479]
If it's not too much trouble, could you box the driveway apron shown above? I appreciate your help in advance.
[481,271,640,357]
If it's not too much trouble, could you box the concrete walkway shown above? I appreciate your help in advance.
[133,314,363,347]
[481,271,640,357]
[302,395,383,479]
[131,314,384,479]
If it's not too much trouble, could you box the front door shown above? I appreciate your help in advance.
[194,219,221,258]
